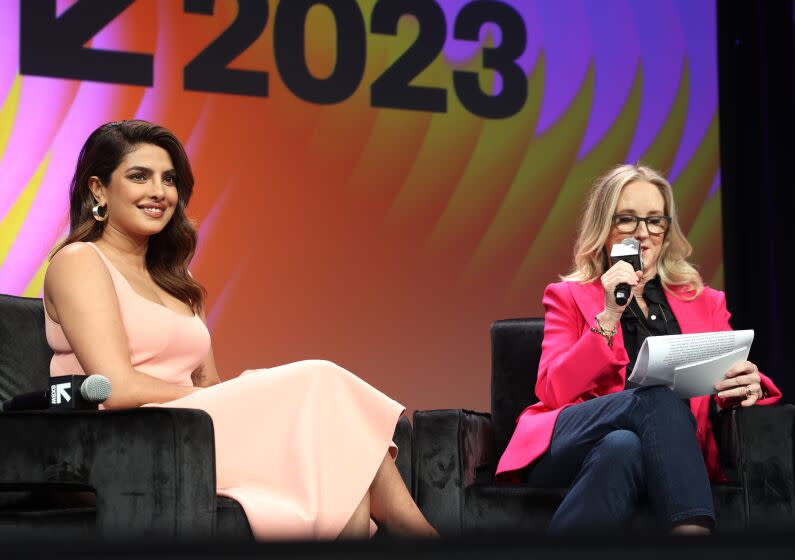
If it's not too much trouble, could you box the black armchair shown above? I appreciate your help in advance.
[413,318,795,535]
[0,294,413,538]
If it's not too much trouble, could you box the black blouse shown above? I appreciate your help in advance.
[621,276,682,387]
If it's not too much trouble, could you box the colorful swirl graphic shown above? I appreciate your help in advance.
[0,0,720,412]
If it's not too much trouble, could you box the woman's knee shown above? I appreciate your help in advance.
[591,430,643,479]
[294,359,354,383]
[597,430,642,462]
[636,386,692,417]
[297,359,339,370]
[634,387,699,438]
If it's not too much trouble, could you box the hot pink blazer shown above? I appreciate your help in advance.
[496,280,782,482]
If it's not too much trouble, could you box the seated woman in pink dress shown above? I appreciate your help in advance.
[495,164,781,534]
[42,120,438,540]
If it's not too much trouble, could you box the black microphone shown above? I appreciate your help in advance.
[0,374,112,412]
[610,237,643,306]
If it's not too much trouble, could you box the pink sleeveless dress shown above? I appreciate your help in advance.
[44,242,404,540]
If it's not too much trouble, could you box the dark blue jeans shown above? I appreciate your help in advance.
[523,386,715,533]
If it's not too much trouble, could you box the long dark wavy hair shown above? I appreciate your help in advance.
[53,120,206,312]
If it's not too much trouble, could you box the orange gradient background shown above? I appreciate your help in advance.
[0,0,723,414]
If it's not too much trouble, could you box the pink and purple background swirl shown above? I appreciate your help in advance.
[0,0,721,413]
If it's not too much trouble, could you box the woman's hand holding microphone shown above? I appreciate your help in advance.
[596,261,644,333]
[589,261,643,347]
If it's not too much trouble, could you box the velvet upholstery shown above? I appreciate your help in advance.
[716,400,795,528]
[0,294,414,537]
[413,318,795,535]
[0,408,217,536]
[490,318,544,458]
[0,294,52,401]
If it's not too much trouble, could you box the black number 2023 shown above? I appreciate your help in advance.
[20,0,528,119]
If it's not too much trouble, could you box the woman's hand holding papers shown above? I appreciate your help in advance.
[714,360,763,407]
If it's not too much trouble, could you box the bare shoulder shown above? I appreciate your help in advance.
[44,243,114,321]
[46,242,107,285]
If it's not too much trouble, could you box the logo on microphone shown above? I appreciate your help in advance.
[50,382,72,404]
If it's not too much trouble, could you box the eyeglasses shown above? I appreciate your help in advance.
[612,214,671,235]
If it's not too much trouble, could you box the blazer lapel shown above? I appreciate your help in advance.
[665,286,711,334]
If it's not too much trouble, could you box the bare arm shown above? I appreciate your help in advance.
[191,309,222,388]
[44,244,200,409]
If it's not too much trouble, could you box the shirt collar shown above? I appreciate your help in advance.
[642,275,666,304]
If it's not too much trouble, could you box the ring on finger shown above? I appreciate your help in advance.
[745,385,755,399]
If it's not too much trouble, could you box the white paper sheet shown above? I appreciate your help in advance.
[626,330,754,398]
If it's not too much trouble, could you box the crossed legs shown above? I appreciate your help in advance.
[524,386,715,534]
[339,451,438,539]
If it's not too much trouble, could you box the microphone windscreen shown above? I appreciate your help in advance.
[80,374,112,403]
[610,237,643,271]
[611,237,640,256]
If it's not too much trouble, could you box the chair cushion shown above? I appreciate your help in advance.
[0,495,253,539]
[0,295,52,401]
[461,482,746,533]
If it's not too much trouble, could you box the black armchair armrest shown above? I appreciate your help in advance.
[0,408,217,537]
[415,404,795,534]
[717,404,795,528]
[412,409,493,536]
[393,416,413,492]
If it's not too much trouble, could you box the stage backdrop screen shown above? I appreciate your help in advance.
[0,0,721,413]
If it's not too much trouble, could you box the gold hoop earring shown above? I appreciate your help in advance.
[92,202,107,222]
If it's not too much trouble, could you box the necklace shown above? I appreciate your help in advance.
[626,304,651,335]
[626,298,669,336]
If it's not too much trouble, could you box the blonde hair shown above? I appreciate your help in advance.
[561,163,703,298]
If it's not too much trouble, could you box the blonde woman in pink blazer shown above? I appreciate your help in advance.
[496,164,781,535]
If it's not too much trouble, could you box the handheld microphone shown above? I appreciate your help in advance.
[0,374,112,412]
[610,237,643,306]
